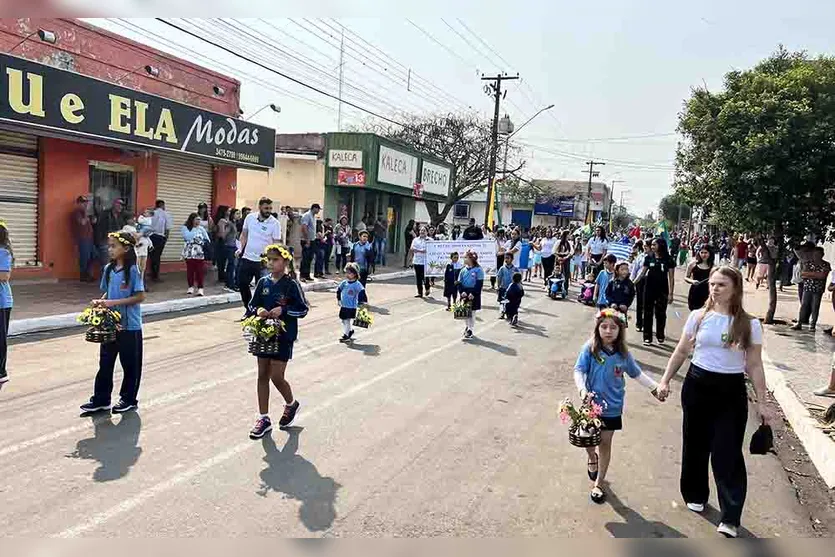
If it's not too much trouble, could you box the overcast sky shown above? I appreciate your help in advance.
[86,1,835,216]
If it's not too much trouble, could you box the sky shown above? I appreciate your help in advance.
[83,0,835,217]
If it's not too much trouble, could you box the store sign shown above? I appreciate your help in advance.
[337,169,365,186]
[421,160,451,196]
[328,149,362,169]
[378,145,417,190]
[0,53,275,168]
[534,196,575,217]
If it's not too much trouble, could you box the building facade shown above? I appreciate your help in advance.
[0,18,275,279]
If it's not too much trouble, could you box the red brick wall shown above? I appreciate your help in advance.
[0,18,241,116]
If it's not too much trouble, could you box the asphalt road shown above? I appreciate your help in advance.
[0,278,816,537]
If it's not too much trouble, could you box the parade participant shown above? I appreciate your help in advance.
[531,238,543,280]
[586,226,609,277]
[540,229,558,286]
[573,308,662,504]
[80,231,146,414]
[504,229,523,268]
[182,213,211,296]
[490,228,506,289]
[572,236,584,282]
[504,272,525,327]
[556,230,573,288]
[686,245,714,311]
[635,238,675,345]
[631,240,649,331]
[409,226,431,297]
[247,244,309,439]
[458,250,485,340]
[657,266,772,538]
[337,263,368,343]
[594,254,617,310]
[496,252,517,319]
[0,222,12,390]
[350,230,374,287]
[443,252,462,310]
[605,261,636,317]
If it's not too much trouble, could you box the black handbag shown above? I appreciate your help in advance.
[749,422,774,455]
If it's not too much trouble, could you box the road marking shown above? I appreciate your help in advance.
[54,297,548,537]
[0,305,447,460]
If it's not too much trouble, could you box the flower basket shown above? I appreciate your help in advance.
[248,338,284,355]
[77,305,121,344]
[559,393,607,449]
[353,307,373,329]
[568,425,602,448]
[452,295,473,320]
[242,315,286,353]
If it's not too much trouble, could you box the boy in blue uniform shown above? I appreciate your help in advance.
[594,254,617,310]
[350,231,374,287]
[81,232,146,414]
[337,262,368,343]
[495,252,517,319]
[504,272,525,326]
[443,252,462,310]
[248,244,310,439]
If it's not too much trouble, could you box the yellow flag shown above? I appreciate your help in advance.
[486,180,496,228]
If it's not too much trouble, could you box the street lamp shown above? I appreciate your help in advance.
[243,103,281,122]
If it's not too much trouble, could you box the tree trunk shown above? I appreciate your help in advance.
[425,200,452,227]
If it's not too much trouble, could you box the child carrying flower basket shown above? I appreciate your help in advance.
[353,306,373,329]
[242,314,287,355]
[559,394,605,448]
[77,305,121,344]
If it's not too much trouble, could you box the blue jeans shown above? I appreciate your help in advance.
[374,237,386,265]
[78,239,95,277]
[223,245,237,289]
[314,243,326,277]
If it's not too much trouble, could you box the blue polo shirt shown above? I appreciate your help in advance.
[458,265,485,288]
[574,341,642,417]
[337,279,368,309]
[595,270,613,306]
[100,264,145,331]
[0,248,12,309]
[351,241,374,271]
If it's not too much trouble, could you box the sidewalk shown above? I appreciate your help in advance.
[8,263,412,337]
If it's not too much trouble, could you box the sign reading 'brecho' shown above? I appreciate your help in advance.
[0,52,275,168]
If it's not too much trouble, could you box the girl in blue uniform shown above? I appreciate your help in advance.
[458,250,485,340]
[573,308,662,503]
[337,262,368,343]
[0,222,13,390]
[248,244,310,439]
[443,252,461,310]
[81,231,146,414]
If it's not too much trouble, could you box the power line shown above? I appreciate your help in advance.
[518,141,676,170]
[456,19,515,70]
[441,18,496,68]
[405,19,478,72]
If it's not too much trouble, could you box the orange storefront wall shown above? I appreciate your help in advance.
[21,136,240,281]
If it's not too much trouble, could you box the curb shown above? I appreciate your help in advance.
[762,348,835,488]
[8,270,413,338]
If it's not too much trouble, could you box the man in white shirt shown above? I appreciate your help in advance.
[237,197,283,313]
[299,203,320,282]
[149,199,172,282]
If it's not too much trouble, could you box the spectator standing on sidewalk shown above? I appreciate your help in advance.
[299,203,320,282]
[149,200,172,282]
[237,197,282,317]
[217,207,239,293]
[373,215,388,267]
[181,213,210,297]
[791,246,830,332]
[71,195,96,282]
[334,216,352,273]
[403,219,416,268]
[95,198,127,269]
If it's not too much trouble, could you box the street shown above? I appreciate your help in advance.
[0,278,816,537]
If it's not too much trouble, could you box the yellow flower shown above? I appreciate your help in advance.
[91,316,102,326]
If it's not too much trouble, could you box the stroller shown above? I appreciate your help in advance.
[578,278,596,306]
[548,275,567,300]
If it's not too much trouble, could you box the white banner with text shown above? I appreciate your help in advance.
[424,240,498,277]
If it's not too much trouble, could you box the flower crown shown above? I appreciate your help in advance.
[263,243,292,261]
[108,231,135,246]
[0,220,6,229]
[595,307,627,324]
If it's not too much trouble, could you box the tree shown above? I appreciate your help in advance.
[358,113,530,225]
[675,46,835,322]
[658,193,692,226]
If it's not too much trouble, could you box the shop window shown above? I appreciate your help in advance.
[453,203,470,219]
[89,161,134,216]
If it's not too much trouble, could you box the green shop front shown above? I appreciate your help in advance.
[323,132,452,258]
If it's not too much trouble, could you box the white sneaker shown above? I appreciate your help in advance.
[187,287,194,295]
[717,523,738,538]
[686,502,705,513]
[197,288,205,296]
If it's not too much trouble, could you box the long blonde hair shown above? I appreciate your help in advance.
[590,312,629,357]
[698,265,753,350]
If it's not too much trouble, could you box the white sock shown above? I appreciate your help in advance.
[286,400,296,407]
[259,413,269,419]
[341,319,352,335]
[466,316,475,330]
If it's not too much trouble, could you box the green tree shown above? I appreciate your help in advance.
[358,113,528,225]
[658,193,692,225]
[675,46,835,322]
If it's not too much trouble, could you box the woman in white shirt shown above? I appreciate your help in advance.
[586,226,609,276]
[409,226,431,297]
[503,229,523,268]
[540,229,558,286]
[657,266,774,538]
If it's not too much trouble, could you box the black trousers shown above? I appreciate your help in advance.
[541,255,556,285]
[300,243,314,279]
[635,281,645,330]
[360,268,369,287]
[93,330,143,405]
[149,235,167,280]
[642,287,668,341]
[413,264,430,296]
[0,307,10,383]
[681,364,748,527]
[238,258,263,309]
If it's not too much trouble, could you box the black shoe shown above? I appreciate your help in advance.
[249,416,272,439]
[464,329,473,340]
[339,334,350,343]
[279,401,300,428]
[590,486,606,504]
[80,399,110,413]
[112,400,137,414]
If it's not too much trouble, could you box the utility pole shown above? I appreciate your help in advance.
[610,179,625,231]
[337,28,345,131]
[584,160,606,224]
[481,73,518,228]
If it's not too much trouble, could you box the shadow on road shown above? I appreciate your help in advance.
[346,342,381,357]
[66,412,142,482]
[257,427,341,532]
[604,487,687,538]
[468,337,517,356]
[365,305,390,315]
[512,322,548,338]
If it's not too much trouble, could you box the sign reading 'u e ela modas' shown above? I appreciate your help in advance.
[0,53,275,168]
[377,145,417,190]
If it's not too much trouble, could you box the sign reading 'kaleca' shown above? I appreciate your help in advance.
[0,53,275,168]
